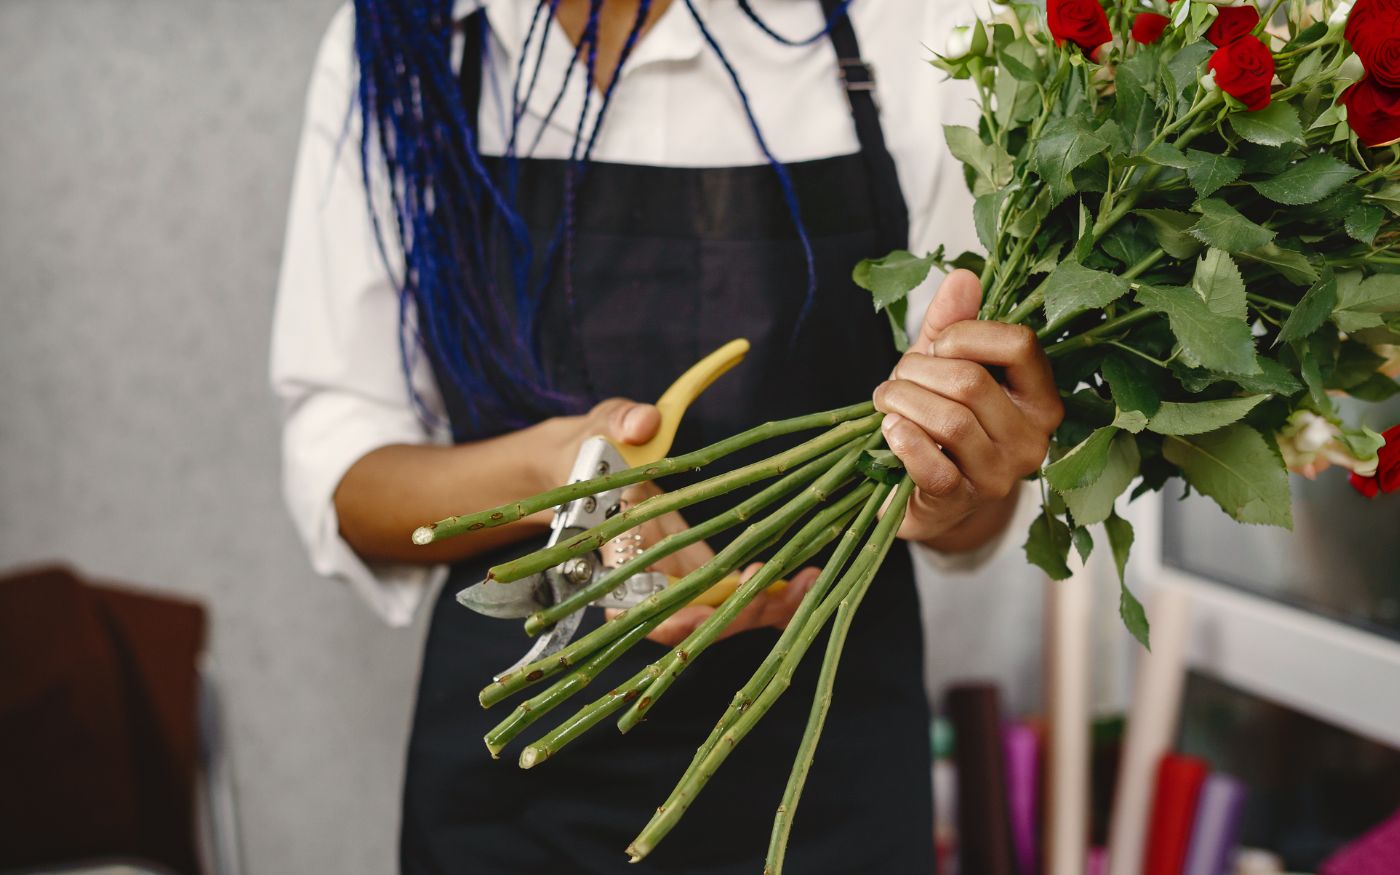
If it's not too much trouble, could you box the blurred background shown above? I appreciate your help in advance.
[3,3,1397,875]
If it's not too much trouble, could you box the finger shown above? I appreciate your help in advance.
[646,605,714,647]
[590,397,661,446]
[892,353,1026,443]
[927,322,1061,430]
[875,380,1004,492]
[913,269,983,354]
[879,412,969,499]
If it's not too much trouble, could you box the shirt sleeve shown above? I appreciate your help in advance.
[270,4,449,627]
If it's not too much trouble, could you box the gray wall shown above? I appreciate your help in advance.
[2,3,418,874]
[1,3,1060,872]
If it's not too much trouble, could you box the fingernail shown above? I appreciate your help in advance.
[882,413,904,433]
[623,405,647,434]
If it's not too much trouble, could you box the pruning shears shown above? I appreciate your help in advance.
[456,339,776,676]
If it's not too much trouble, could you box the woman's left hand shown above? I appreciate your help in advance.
[873,269,1064,549]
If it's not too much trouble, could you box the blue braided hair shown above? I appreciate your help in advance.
[352,0,842,437]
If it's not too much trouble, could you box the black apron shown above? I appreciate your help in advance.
[401,6,934,873]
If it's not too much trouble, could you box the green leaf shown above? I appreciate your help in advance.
[1136,209,1205,259]
[1172,355,1305,396]
[1041,260,1132,326]
[1327,341,1387,390]
[1336,271,1400,316]
[1192,248,1247,321]
[1237,243,1319,286]
[1166,43,1214,107]
[1163,425,1293,528]
[1114,408,1150,433]
[974,191,1003,253]
[1367,182,1400,215]
[1044,426,1117,493]
[1229,101,1305,146]
[1008,187,1053,238]
[1345,203,1385,245]
[1116,48,1161,152]
[1144,143,1190,169]
[852,250,935,311]
[1277,274,1338,345]
[1189,199,1275,253]
[1062,432,1141,526]
[1072,525,1095,563]
[1252,154,1361,205]
[1146,395,1270,435]
[1182,149,1246,199]
[1103,353,1162,416]
[1347,372,1400,401]
[857,449,906,485]
[1034,117,1109,205]
[1025,510,1073,580]
[1104,512,1150,650]
[1136,284,1259,374]
[945,124,1014,195]
[1104,511,1134,583]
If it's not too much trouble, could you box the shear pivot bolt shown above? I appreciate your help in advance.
[562,557,594,585]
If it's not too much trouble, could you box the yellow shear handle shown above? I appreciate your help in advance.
[617,338,751,468]
[616,339,772,607]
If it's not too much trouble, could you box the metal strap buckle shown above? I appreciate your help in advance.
[838,57,876,93]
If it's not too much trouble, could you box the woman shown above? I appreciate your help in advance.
[272,1,1063,872]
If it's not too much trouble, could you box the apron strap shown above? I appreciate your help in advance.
[459,10,486,132]
[819,0,910,254]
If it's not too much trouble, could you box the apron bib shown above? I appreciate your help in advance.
[402,6,934,873]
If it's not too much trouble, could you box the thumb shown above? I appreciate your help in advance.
[590,398,661,446]
[913,269,983,354]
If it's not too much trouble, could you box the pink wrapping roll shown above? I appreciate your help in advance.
[1321,807,1400,875]
[1004,723,1041,875]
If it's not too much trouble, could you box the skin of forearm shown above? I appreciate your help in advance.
[333,418,572,565]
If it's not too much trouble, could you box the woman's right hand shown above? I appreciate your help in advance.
[536,397,663,490]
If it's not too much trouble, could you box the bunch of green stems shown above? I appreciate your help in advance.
[413,401,914,870]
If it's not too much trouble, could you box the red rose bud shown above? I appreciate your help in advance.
[1048,0,1114,54]
[1341,76,1400,146]
[1206,5,1261,47]
[1349,424,1400,497]
[1209,35,1275,111]
[1132,12,1172,44]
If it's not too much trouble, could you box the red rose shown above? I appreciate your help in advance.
[1341,76,1400,146]
[1048,0,1113,54]
[1346,0,1400,88]
[1132,12,1172,44]
[1209,35,1275,111]
[1349,425,1400,497]
[1206,6,1261,46]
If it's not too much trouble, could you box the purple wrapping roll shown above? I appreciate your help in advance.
[1003,723,1040,875]
[1182,773,1246,875]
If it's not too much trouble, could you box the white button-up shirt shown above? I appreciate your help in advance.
[271,0,986,626]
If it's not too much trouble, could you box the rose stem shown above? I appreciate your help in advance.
[411,401,876,544]
[521,441,852,637]
[511,507,854,769]
[763,481,914,873]
[615,481,877,733]
[484,497,841,757]
[477,438,876,708]
[626,477,915,863]
[676,479,892,775]
[485,413,883,584]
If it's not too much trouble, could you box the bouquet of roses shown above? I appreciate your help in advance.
[891,0,1400,639]
[411,0,1400,867]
